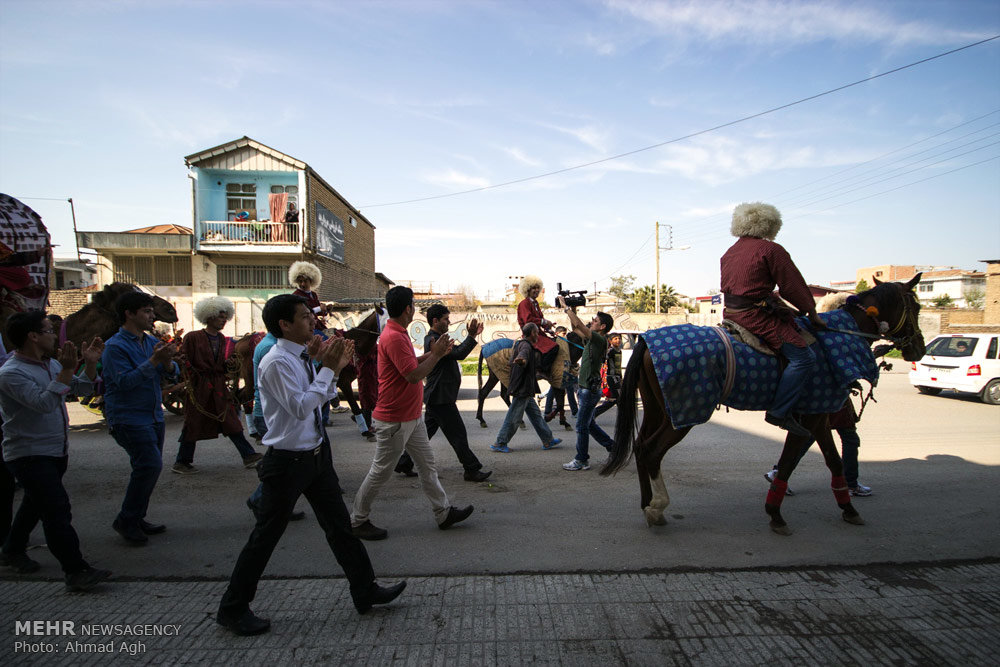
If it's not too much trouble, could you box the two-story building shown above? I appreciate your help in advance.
[77,137,390,334]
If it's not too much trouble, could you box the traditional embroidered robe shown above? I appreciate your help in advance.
[181,329,243,440]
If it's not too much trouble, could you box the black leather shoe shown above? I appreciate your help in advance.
[394,465,418,477]
[352,520,388,540]
[463,469,492,483]
[764,412,811,438]
[438,505,474,530]
[139,520,166,535]
[289,510,306,522]
[112,518,148,545]
[216,609,271,636]
[354,581,407,615]
[65,567,111,592]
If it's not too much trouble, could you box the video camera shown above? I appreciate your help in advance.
[556,283,588,308]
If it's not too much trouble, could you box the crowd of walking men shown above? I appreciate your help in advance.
[0,261,623,636]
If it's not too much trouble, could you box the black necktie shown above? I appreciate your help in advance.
[301,351,325,443]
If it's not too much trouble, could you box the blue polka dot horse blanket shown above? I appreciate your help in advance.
[643,309,878,429]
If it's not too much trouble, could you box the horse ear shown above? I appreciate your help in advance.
[904,272,922,291]
[871,276,883,286]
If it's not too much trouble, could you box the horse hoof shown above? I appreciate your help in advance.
[518,422,526,430]
[769,522,793,536]
[843,512,865,526]
[479,422,487,429]
[643,508,666,526]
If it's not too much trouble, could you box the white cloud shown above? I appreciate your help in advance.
[540,121,611,153]
[501,146,543,167]
[420,169,490,190]
[603,0,984,47]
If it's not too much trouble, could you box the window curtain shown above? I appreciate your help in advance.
[268,193,288,241]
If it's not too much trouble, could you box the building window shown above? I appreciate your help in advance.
[217,265,288,289]
[270,185,298,209]
[350,216,357,228]
[227,183,257,220]
[918,284,933,293]
[114,255,191,286]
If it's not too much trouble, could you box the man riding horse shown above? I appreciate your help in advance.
[720,202,827,439]
[516,275,565,409]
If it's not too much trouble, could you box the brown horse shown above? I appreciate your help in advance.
[602,275,925,534]
[63,282,178,347]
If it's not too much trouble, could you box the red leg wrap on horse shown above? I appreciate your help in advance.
[831,475,850,504]
[766,479,788,507]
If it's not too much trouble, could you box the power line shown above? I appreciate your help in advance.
[360,35,1000,209]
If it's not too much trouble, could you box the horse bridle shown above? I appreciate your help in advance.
[832,285,920,351]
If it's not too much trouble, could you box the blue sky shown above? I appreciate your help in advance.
[2,0,998,300]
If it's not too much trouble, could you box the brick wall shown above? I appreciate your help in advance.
[48,287,96,317]
[306,172,383,300]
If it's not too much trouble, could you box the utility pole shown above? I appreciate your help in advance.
[654,222,690,314]
[655,222,673,314]
[68,198,80,262]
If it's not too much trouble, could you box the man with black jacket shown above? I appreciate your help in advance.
[394,305,491,482]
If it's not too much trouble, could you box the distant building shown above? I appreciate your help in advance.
[916,268,986,307]
[52,256,96,289]
[77,136,390,333]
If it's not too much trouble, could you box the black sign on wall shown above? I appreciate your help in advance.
[315,202,345,263]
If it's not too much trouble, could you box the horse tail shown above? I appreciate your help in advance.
[602,336,646,476]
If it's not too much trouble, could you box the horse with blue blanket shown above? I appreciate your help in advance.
[603,275,925,534]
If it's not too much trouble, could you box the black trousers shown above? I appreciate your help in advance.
[219,441,375,617]
[397,402,482,473]
[3,455,88,575]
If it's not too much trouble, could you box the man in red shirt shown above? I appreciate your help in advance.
[350,286,474,540]
[720,202,826,438]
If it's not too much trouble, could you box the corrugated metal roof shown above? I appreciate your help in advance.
[123,224,192,235]
[184,136,306,170]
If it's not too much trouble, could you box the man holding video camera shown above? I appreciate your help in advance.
[556,296,615,471]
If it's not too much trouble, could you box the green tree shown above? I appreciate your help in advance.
[608,274,636,304]
[626,284,681,313]
[856,278,870,293]
[931,294,954,308]
[963,287,985,309]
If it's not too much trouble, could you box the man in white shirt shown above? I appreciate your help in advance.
[217,294,405,636]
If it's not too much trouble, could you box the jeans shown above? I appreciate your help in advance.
[544,374,578,416]
[220,441,375,618]
[770,343,818,418]
[352,418,451,526]
[111,422,165,525]
[3,456,88,575]
[495,395,555,447]
[176,432,256,464]
[397,403,483,473]
[789,425,861,487]
[574,386,614,463]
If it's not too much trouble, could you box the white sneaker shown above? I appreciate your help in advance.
[562,459,590,471]
[763,468,794,496]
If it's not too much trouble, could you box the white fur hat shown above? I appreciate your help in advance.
[731,202,782,240]
[288,261,322,289]
[518,274,543,297]
[193,296,235,324]
[816,292,850,313]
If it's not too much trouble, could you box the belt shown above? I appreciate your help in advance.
[722,293,768,312]
[266,444,322,458]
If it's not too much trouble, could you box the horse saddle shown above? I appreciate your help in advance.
[720,319,816,357]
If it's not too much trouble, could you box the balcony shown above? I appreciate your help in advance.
[196,221,301,253]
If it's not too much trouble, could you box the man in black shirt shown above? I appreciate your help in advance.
[394,305,491,482]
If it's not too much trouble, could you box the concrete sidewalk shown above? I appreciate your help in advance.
[3,560,998,665]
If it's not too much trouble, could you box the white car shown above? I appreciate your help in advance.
[909,334,1000,405]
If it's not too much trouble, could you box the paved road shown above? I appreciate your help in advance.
[1,370,997,663]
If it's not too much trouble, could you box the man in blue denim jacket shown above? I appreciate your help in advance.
[102,291,178,545]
